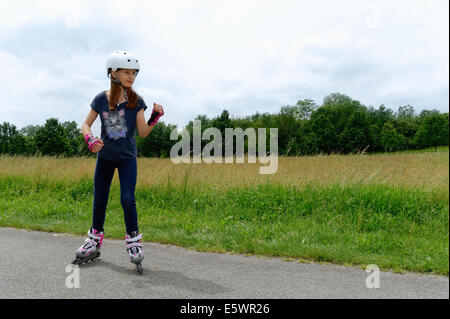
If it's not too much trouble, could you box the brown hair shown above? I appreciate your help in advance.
[108,69,141,111]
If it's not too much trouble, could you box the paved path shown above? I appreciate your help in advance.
[0,227,447,299]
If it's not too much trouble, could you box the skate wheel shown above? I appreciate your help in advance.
[136,263,143,275]
[92,251,101,261]
[72,258,82,265]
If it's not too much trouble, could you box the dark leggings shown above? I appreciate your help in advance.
[92,156,139,234]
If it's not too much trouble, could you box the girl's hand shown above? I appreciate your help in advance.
[85,133,104,153]
[91,139,104,153]
[153,102,163,114]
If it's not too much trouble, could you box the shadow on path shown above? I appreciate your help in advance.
[80,259,231,295]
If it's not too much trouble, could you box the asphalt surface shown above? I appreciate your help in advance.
[0,227,448,299]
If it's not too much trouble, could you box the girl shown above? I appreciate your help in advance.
[72,50,164,274]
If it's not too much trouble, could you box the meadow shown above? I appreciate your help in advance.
[0,148,448,275]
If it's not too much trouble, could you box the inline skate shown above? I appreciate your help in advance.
[125,231,144,274]
[72,228,104,265]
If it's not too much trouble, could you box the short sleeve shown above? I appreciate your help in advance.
[136,98,148,113]
[90,95,100,113]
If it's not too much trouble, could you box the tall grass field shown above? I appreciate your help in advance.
[0,148,448,275]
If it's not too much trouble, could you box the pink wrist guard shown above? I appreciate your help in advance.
[84,133,99,152]
[147,106,164,126]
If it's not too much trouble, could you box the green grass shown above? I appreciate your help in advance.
[0,174,448,275]
[371,145,449,155]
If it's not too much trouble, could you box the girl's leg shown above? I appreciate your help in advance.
[92,157,116,232]
[117,158,139,234]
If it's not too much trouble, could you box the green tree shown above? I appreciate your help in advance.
[396,105,415,119]
[366,105,396,152]
[380,122,406,152]
[0,122,13,154]
[137,122,178,158]
[339,110,372,153]
[35,118,71,156]
[62,120,83,156]
[414,113,449,151]
[309,108,337,154]
[322,92,353,107]
[212,110,232,156]
[185,114,214,155]
[418,109,439,120]
[275,106,302,155]
[0,122,28,155]
[367,104,395,127]
[212,110,232,132]
[394,105,420,149]
[320,93,366,141]
[19,124,41,137]
[18,124,40,155]
[294,99,318,120]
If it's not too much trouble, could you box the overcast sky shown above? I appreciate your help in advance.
[1,0,448,134]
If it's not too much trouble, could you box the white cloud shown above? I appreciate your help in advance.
[1,0,448,132]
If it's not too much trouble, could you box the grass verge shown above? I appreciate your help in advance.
[0,174,448,275]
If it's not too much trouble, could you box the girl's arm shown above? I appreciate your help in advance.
[81,109,104,153]
[81,109,99,137]
[136,109,155,138]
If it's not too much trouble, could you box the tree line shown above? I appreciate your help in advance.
[1,93,448,158]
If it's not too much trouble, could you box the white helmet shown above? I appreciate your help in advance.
[106,50,140,79]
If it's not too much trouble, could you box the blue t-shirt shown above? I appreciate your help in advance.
[90,90,147,163]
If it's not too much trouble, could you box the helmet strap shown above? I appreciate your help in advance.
[123,87,129,104]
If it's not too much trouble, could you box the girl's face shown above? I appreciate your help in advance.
[112,68,137,88]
